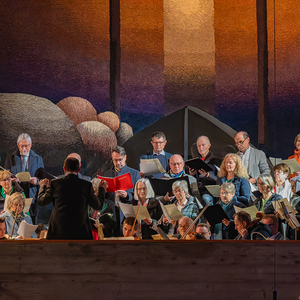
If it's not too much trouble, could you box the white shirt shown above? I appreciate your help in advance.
[239,147,250,172]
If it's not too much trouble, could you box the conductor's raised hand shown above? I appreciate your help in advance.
[39,178,49,187]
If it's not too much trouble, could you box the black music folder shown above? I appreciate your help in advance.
[184,158,214,172]
[150,176,191,196]
[34,168,56,181]
[203,204,230,226]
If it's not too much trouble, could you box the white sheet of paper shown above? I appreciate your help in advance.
[269,157,283,167]
[119,202,151,220]
[16,172,31,182]
[17,220,38,238]
[140,159,166,175]
[234,205,259,221]
[23,198,33,214]
[205,185,220,198]
[282,158,300,173]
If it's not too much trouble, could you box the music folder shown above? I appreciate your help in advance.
[203,204,229,226]
[34,168,57,181]
[149,176,191,196]
[184,158,214,172]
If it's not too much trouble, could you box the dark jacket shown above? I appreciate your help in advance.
[130,198,163,239]
[251,193,283,215]
[37,174,105,240]
[243,222,272,240]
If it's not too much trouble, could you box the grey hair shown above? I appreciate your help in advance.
[134,178,155,200]
[172,180,189,195]
[220,182,236,194]
[17,133,32,144]
[7,192,25,210]
[258,174,275,191]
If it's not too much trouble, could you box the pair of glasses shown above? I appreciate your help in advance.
[235,139,246,146]
[170,162,183,166]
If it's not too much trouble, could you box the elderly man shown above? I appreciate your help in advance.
[161,154,201,201]
[38,157,106,240]
[189,136,221,205]
[234,131,270,185]
[103,146,140,236]
[139,131,172,178]
[5,133,44,223]
[171,216,205,240]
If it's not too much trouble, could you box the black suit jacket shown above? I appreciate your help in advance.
[37,174,105,240]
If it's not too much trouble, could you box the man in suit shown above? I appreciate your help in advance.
[139,131,172,178]
[103,146,140,236]
[5,133,44,223]
[234,131,271,185]
[37,157,107,240]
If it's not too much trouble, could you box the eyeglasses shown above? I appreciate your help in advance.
[137,187,147,191]
[235,139,246,146]
[19,144,31,149]
[151,141,165,144]
[173,188,184,194]
[112,157,125,162]
[170,162,183,166]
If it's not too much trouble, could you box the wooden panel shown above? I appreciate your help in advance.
[0,240,300,300]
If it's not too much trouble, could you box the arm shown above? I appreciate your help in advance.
[37,179,54,207]
[258,151,271,177]
[236,178,251,206]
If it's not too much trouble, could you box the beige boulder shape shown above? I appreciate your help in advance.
[116,122,133,146]
[77,121,117,158]
[57,97,97,125]
[97,111,120,133]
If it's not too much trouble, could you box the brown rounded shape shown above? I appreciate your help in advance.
[97,111,120,133]
[57,97,97,125]
[115,122,133,146]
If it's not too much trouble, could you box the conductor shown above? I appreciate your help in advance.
[37,157,107,240]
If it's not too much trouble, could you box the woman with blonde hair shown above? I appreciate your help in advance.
[217,153,250,206]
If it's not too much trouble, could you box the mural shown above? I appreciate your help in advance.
[0,0,299,175]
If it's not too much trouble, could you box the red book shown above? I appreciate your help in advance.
[97,173,133,193]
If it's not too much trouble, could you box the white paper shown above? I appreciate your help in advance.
[17,220,38,238]
[206,185,220,198]
[23,198,33,214]
[140,159,166,175]
[119,202,151,220]
[159,202,183,221]
[16,172,31,182]
[269,157,283,167]
[234,205,259,221]
[282,158,300,173]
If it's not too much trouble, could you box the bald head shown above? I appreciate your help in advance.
[196,136,211,157]
[169,154,184,175]
[67,153,81,166]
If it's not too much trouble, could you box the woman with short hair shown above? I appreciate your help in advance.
[273,163,292,201]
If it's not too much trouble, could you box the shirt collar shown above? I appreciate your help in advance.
[153,150,165,156]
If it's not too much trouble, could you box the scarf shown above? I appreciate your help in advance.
[9,209,25,225]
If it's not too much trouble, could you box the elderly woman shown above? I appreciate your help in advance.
[217,153,250,206]
[251,174,282,214]
[0,192,36,237]
[289,134,300,177]
[131,178,163,239]
[273,163,292,201]
[0,170,25,213]
[89,178,116,239]
[213,182,246,239]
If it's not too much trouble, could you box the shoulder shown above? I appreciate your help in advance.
[271,193,283,201]
[30,150,42,159]
[250,146,267,158]
[165,152,173,159]
[125,166,140,176]
[139,152,153,159]
[0,210,11,218]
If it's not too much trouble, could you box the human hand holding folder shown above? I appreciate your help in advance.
[97,173,133,193]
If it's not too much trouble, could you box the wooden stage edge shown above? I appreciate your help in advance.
[1,239,300,300]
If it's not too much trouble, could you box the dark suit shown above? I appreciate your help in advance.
[37,174,105,240]
[5,149,44,221]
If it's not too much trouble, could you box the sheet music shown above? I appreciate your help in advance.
[234,205,259,221]
[282,158,300,173]
[140,159,166,175]
[159,202,183,221]
[205,185,220,198]
[16,172,31,182]
[23,198,33,214]
[17,220,38,238]
[119,202,151,220]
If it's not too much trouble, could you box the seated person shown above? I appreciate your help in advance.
[0,217,6,240]
[139,131,172,178]
[122,217,139,238]
[90,178,117,239]
[196,223,212,240]
[262,214,286,240]
[171,216,205,240]
[233,211,272,240]
[160,180,200,235]
[214,182,246,240]
[273,163,292,202]
[250,174,282,214]
[217,153,250,206]
[290,176,300,211]
[161,154,201,206]
[0,192,36,238]
[130,178,163,240]
[0,170,25,213]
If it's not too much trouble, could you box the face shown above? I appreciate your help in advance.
[11,202,24,214]
[151,136,167,154]
[274,169,288,183]
[123,223,135,237]
[220,189,235,205]
[178,220,192,236]
[257,178,269,194]
[0,223,5,239]
[234,133,250,153]
[291,181,297,195]
[112,152,126,171]
[169,155,184,174]
[196,226,211,240]
[225,157,236,173]
[196,137,211,157]
[234,216,247,232]
[173,187,186,202]
[0,176,12,191]
[137,182,147,200]
[17,139,32,156]
[296,137,300,151]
